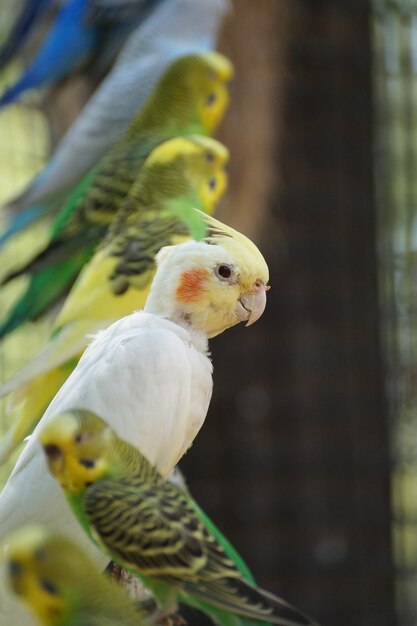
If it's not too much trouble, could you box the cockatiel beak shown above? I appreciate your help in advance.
[236,281,270,327]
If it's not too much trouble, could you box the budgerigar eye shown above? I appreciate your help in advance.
[216,265,232,279]
[206,92,217,106]
[208,177,217,191]
[205,152,214,162]
[79,458,96,469]
[40,578,58,595]
[8,560,22,577]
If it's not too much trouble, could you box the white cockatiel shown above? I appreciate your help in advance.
[0,214,269,625]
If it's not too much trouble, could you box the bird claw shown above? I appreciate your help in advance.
[151,608,187,626]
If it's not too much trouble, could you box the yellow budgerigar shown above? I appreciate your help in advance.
[5,525,146,626]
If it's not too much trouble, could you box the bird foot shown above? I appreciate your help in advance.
[151,608,187,626]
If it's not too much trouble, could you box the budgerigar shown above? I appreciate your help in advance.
[5,525,146,626]
[0,135,229,463]
[0,51,233,336]
[39,409,316,626]
[0,0,53,70]
[0,215,269,625]
[2,0,230,235]
[0,0,163,107]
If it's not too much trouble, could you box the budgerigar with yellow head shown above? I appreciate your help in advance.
[0,134,229,463]
[0,50,233,337]
[38,410,317,626]
[5,526,146,626]
[0,214,269,625]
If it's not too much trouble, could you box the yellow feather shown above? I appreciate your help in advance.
[203,212,270,286]
[55,234,189,328]
[145,135,229,167]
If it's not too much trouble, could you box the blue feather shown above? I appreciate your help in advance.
[0,0,158,107]
[0,0,55,70]
[0,205,47,247]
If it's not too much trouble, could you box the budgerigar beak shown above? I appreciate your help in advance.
[235,282,269,326]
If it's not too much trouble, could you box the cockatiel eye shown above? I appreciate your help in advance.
[215,264,233,280]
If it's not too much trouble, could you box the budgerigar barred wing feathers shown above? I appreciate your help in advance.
[85,476,315,626]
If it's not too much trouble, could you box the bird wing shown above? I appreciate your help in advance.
[0,312,212,624]
[84,474,314,626]
[0,319,112,399]
[86,0,163,25]
[54,214,188,330]
[0,0,54,69]
[84,474,217,582]
[0,313,211,540]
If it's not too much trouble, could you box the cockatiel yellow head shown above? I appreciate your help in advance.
[5,525,143,626]
[38,410,115,493]
[145,214,270,338]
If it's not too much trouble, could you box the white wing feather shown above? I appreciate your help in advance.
[0,311,213,625]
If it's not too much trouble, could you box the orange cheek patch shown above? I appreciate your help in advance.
[176,269,210,303]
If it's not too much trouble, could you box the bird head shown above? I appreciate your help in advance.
[145,214,270,338]
[38,410,113,493]
[136,134,229,225]
[140,51,234,135]
[5,526,74,625]
[191,51,234,133]
[6,526,143,625]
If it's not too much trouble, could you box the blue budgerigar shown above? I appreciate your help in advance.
[0,0,53,70]
[0,0,163,108]
[1,0,231,245]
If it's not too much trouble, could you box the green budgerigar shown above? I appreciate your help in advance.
[40,410,317,626]
[0,50,233,338]
[5,525,146,626]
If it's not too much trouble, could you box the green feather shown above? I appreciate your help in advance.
[0,249,92,338]
[164,194,208,241]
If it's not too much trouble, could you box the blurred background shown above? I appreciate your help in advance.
[1,0,416,625]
